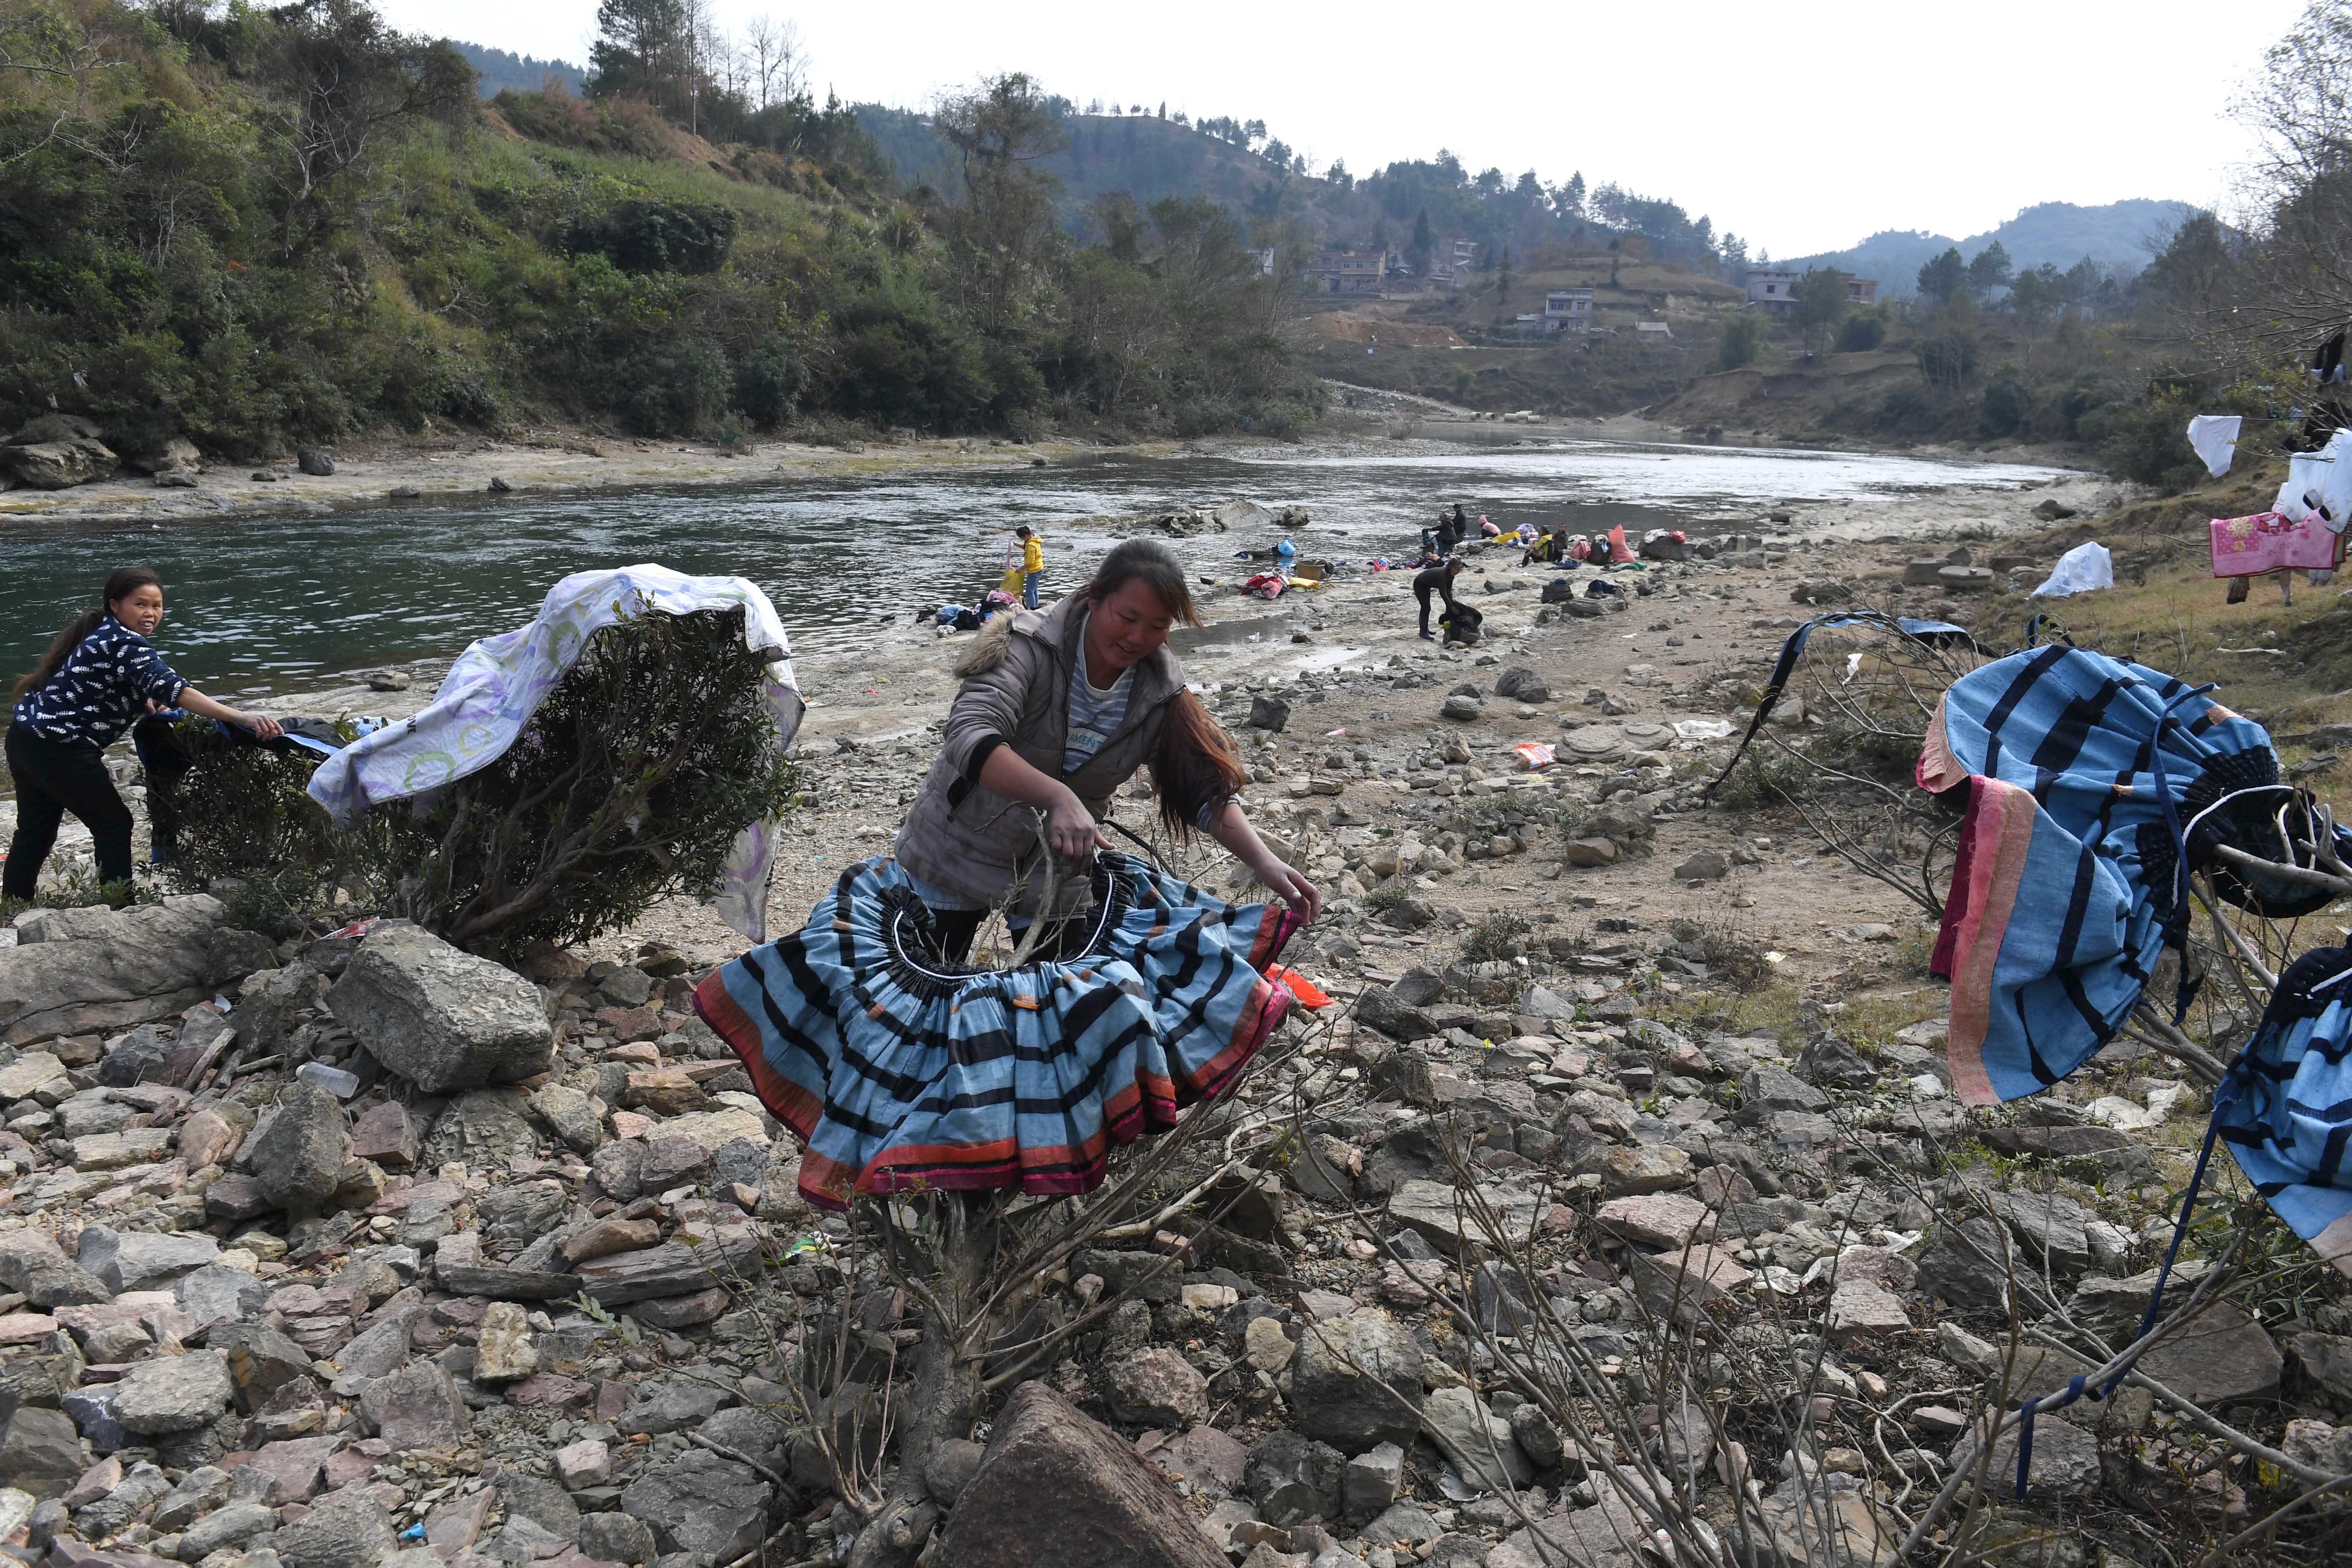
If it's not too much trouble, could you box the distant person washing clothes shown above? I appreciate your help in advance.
[1413,557,1465,641]
[1016,526,1046,609]
[5,566,281,903]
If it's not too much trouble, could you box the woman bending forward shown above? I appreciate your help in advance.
[893,538,1318,959]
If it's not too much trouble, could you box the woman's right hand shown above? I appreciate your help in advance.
[1044,789,1110,867]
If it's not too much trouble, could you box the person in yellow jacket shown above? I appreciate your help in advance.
[1016,525,1046,608]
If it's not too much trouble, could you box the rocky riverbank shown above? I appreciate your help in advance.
[1,457,2337,1568]
[0,426,1115,529]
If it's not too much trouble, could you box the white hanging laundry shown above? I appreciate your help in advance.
[2186,414,2241,478]
[2274,427,2352,531]
[2031,541,2114,598]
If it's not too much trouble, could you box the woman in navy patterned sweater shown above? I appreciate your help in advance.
[5,566,282,903]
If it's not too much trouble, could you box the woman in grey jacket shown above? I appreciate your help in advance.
[894,538,1318,961]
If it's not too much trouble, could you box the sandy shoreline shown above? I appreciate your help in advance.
[0,411,2084,533]
[0,427,1171,529]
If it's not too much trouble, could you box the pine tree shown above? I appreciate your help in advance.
[590,0,689,116]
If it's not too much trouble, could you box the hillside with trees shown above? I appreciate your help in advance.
[0,0,1323,465]
[856,101,1742,276]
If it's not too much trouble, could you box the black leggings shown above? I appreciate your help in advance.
[1415,582,1456,636]
[5,725,133,901]
[925,904,1095,966]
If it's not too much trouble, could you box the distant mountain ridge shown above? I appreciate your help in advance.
[451,40,585,99]
[1783,199,2194,294]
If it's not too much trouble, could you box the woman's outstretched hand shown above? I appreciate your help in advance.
[1254,856,1321,926]
[237,712,284,740]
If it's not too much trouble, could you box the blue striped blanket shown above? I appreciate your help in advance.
[1917,647,2286,1104]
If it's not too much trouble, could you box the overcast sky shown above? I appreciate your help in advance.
[380,0,2307,259]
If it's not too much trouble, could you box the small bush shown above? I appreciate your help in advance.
[1834,308,1887,353]
[155,721,346,881]
[565,199,739,276]
[1462,909,1533,963]
[1717,311,1765,370]
[1668,915,1769,994]
[613,338,731,436]
[1710,747,1818,810]
[167,608,798,956]
[1978,363,2032,438]
[494,87,674,158]
[2079,385,2211,491]
[733,335,807,429]
[376,604,800,956]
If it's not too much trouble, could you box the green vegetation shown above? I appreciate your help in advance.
[1717,311,1765,370]
[163,604,802,956]
[0,0,1320,458]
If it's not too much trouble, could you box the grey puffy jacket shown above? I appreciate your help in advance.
[893,594,1185,913]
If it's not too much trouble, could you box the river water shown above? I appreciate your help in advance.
[0,438,2067,697]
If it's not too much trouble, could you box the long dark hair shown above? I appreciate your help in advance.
[1149,690,1247,840]
[13,566,163,702]
[1081,539,1204,629]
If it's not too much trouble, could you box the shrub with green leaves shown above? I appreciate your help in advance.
[167,606,798,956]
[376,604,800,954]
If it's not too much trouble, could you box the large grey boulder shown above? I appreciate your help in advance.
[1735,1064,1828,1122]
[335,1305,425,1382]
[937,1380,1221,1568]
[1356,987,1435,1042]
[0,438,117,489]
[329,924,553,1092]
[174,1264,270,1326]
[0,1407,85,1497]
[178,1502,279,1560]
[78,1225,218,1294]
[1949,1412,2101,1500]
[618,1450,772,1565]
[479,1181,569,1257]
[0,1231,111,1308]
[275,1489,395,1568]
[527,1083,605,1154]
[0,896,269,1046]
[248,1081,349,1214]
[358,1363,471,1449]
[575,1225,761,1306]
[112,1350,235,1434]
[1420,1385,1533,1493]
[1288,1309,1425,1453]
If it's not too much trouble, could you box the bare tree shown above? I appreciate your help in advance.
[2220,2,2352,351]
[742,14,806,112]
